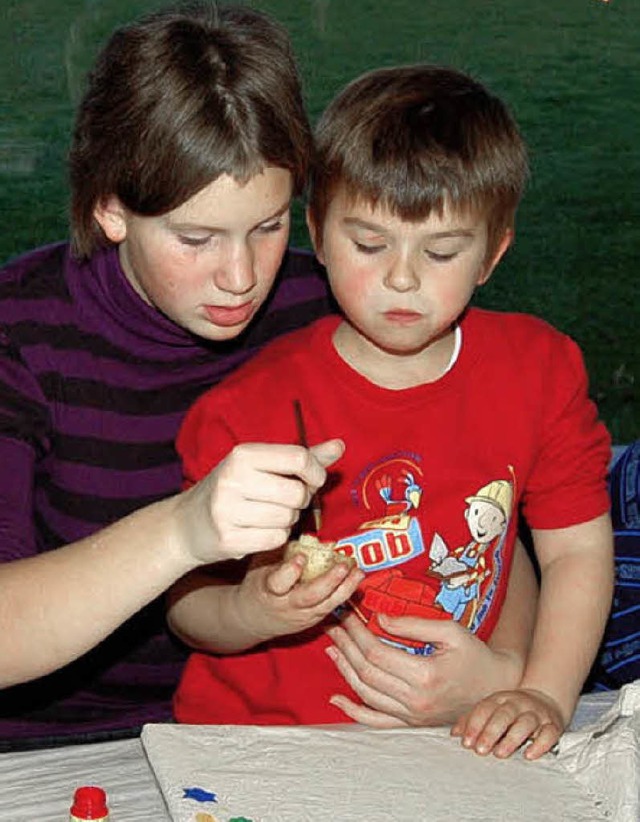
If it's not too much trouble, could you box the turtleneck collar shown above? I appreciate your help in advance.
[80,244,206,350]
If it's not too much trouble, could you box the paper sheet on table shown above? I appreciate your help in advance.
[141,720,612,822]
[556,680,640,822]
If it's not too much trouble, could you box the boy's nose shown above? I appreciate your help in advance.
[383,253,420,292]
[213,241,256,295]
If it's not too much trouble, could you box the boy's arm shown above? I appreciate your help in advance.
[167,553,364,654]
[454,512,613,758]
[485,533,537,671]
[521,513,613,721]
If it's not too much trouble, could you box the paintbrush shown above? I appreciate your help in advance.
[293,399,322,532]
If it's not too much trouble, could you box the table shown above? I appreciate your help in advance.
[0,692,621,821]
[0,737,168,821]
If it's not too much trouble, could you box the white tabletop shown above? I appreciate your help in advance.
[0,691,621,822]
[0,737,167,821]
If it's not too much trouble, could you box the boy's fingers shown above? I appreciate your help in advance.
[464,699,524,753]
[450,718,465,738]
[266,555,305,594]
[523,724,561,760]
[459,699,500,746]
[490,713,539,758]
[293,564,362,608]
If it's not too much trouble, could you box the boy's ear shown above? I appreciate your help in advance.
[93,196,128,243]
[477,228,513,286]
[305,207,325,265]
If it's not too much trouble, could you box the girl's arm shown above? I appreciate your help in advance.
[0,440,343,687]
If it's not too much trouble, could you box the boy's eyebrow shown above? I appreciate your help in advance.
[342,217,476,239]
[167,200,291,232]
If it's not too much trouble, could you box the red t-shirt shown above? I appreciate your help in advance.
[174,310,611,725]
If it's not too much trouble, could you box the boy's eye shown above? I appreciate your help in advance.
[353,240,385,254]
[427,251,457,262]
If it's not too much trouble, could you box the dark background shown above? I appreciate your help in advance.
[1,0,637,441]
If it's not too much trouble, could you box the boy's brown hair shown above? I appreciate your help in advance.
[69,2,311,258]
[308,64,529,257]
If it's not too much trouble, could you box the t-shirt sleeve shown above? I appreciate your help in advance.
[520,332,611,529]
[176,387,238,489]
[0,329,50,560]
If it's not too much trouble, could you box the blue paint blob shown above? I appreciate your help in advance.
[182,787,218,803]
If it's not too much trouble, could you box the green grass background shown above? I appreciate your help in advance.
[1,0,637,441]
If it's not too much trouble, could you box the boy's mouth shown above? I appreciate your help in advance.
[383,309,422,324]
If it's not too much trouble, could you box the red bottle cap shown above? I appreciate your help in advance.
[70,786,109,819]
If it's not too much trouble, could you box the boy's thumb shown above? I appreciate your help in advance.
[311,438,345,468]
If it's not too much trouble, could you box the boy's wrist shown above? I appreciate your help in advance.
[229,584,277,648]
[517,676,576,727]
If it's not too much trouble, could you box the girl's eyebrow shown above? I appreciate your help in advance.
[342,216,477,240]
[167,200,291,233]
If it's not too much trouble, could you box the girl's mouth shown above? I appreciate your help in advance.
[204,301,255,327]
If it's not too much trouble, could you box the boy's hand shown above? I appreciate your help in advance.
[450,688,565,760]
[324,613,522,727]
[234,553,364,642]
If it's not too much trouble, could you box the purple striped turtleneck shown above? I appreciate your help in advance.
[0,241,334,748]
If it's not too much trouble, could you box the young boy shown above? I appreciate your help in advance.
[168,65,613,759]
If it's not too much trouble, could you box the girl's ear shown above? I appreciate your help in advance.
[477,228,514,286]
[93,196,128,243]
[305,207,325,265]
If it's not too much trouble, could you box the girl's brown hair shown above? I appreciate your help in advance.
[69,3,311,258]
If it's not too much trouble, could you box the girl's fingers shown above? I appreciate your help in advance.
[324,644,409,718]
[328,693,408,728]
[227,499,302,529]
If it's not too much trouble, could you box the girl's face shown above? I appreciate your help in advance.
[94,167,293,341]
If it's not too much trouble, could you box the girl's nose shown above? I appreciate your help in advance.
[213,240,256,294]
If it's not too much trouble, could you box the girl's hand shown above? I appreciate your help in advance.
[177,439,344,564]
[325,613,523,727]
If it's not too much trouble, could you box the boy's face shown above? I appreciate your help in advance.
[93,167,293,341]
[307,187,511,384]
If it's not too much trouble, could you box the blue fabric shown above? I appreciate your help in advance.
[589,441,640,690]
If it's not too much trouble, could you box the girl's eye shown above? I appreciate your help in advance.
[178,235,210,247]
[259,220,285,234]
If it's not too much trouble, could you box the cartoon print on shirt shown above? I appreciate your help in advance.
[430,475,514,633]
[337,454,426,570]
[336,455,441,655]
[375,470,422,518]
[334,454,516,654]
